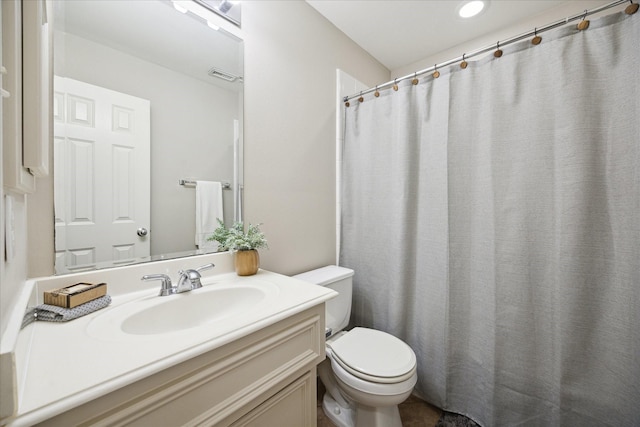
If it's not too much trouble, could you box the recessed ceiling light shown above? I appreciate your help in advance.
[458,1,485,18]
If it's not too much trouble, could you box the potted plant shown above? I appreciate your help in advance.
[209,220,268,276]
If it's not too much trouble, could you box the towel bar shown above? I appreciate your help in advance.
[179,179,231,189]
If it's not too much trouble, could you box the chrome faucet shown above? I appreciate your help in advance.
[142,263,215,296]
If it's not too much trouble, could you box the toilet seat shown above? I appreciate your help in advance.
[329,351,418,397]
[327,327,417,384]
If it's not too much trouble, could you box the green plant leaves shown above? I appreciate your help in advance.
[207,220,268,251]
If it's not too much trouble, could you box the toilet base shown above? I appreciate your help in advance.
[322,393,355,427]
[354,403,402,427]
[322,392,403,427]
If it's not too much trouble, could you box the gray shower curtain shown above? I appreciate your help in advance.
[340,12,639,427]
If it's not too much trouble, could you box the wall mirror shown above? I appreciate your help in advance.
[52,0,243,274]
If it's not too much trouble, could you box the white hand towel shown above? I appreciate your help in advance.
[195,181,224,249]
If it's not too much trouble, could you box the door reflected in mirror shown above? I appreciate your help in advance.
[53,0,243,274]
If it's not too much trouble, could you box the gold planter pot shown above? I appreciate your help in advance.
[234,249,260,276]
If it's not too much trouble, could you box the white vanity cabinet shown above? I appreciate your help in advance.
[35,305,325,427]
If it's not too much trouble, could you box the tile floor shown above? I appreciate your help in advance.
[316,382,443,427]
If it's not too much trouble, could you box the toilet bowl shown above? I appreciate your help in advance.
[323,328,418,427]
[293,266,418,427]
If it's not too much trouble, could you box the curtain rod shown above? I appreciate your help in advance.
[344,0,636,103]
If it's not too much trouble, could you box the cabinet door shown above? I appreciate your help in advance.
[230,371,316,427]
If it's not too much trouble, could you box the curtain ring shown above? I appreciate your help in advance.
[393,79,399,91]
[412,72,419,85]
[494,41,503,58]
[626,1,639,14]
[577,10,590,30]
[433,64,440,79]
[532,27,542,45]
[460,53,468,69]
[374,86,380,97]
[358,91,364,103]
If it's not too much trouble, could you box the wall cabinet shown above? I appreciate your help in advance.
[35,305,325,427]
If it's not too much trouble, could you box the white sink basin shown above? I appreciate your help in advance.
[122,286,267,335]
[87,279,280,340]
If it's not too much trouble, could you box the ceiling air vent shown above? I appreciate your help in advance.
[208,67,241,82]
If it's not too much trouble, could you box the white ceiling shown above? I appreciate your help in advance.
[306,0,575,70]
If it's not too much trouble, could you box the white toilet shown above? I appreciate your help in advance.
[294,266,417,427]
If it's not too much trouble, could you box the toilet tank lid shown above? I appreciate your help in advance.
[293,265,354,286]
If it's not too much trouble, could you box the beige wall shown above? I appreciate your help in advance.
[0,193,29,337]
[240,1,389,275]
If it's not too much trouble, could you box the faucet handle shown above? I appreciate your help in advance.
[195,263,215,273]
[141,274,175,296]
[192,263,215,289]
[176,263,215,292]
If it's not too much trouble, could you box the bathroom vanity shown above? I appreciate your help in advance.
[0,252,335,426]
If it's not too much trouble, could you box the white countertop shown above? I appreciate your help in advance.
[2,254,335,426]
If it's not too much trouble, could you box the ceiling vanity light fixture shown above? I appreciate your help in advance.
[193,0,241,27]
[218,0,235,14]
[171,0,242,28]
[172,1,188,14]
[457,1,487,19]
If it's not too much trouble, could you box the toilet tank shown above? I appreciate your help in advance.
[293,266,354,337]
